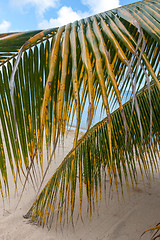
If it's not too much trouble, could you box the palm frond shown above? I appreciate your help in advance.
[0,0,159,213]
[0,28,58,64]
[25,80,160,228]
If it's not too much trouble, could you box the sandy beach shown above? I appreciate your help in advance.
[0,129,160,240]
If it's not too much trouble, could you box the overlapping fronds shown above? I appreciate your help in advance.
[0,28,58,64]
[0,28,59,199]
[0,0,159,224]
[24,80,160,228]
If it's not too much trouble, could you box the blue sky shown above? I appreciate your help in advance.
[0,0,139,33]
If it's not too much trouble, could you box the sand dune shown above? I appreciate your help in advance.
[0,130,160,240]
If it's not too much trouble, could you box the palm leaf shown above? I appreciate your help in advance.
[24,79,160,228]
[0,0,159,229]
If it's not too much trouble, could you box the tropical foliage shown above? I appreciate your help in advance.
[25,80,160,228]
[0,0,159,234]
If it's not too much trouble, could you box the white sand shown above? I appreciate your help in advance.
[0,129,160,240]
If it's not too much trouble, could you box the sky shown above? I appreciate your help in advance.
[0,0,139,33]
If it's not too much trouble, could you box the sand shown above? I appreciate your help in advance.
[0,129,160,240]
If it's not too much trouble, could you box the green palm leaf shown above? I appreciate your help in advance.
[25,79,160,228]
[0,0,159,233]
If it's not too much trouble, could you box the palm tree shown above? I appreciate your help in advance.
[0,0,159,237]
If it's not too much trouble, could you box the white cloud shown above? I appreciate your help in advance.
[10,0,120,30]
[0,20,11,33]
[10,0,59,16]
[82,0,120,14]
[39,6,88,29]
[38,1,120,30]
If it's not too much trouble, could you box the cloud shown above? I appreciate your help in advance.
[10,0,59,16]
[39,6,88,29]
[82,0,120,14]
[38,1,120,30]
[0,20,11,33]
[10,0,120,30]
